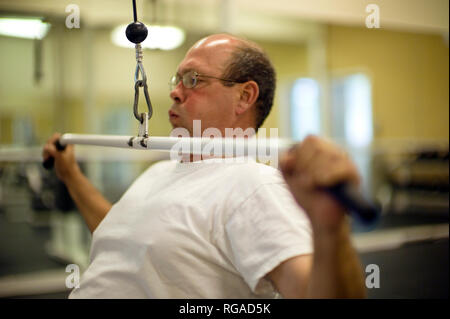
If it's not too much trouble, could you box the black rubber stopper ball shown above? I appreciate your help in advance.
[125,22,148,44]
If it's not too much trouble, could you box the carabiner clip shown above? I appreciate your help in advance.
[132,44,153,126]
[133,79,153,124]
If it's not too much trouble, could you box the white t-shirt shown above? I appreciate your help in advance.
[69,157,313,299]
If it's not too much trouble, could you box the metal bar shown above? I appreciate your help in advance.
[59,133,295,155]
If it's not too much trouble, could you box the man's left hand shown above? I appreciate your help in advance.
[279,135,361,233]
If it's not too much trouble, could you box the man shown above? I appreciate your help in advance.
[43,34,366,298]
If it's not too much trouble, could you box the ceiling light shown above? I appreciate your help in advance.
[111,24,185,50]
[0,17,50,40]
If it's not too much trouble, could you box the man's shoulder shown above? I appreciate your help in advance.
[220,159,284,186]
[145,159,177,171]
[135,160,177,180]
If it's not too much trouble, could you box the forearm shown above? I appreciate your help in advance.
[307,220,367,298]
[63,166,112,234]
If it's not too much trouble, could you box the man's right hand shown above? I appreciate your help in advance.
[42,133,80,183]
[43,133,111,233]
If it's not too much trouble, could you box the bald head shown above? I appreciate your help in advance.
[192,34,251,50]
[189,34,263,59]
[186,34,275,129]
[191,34,276,130]
[183,34,256,76]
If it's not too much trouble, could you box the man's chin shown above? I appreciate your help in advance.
[169,120,189,133]
[169,116,180,128]
[170,123,184,130]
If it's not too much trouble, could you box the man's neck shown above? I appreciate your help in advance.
[180,129,256,163]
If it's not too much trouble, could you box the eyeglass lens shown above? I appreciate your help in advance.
[170,71,198,90]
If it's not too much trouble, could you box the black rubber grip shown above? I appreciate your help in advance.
[327,183,380,224]
[43,140,66,170]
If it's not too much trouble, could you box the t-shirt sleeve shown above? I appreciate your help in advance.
[223,182,313,295]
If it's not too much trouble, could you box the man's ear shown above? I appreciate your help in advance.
[236,81,259,115]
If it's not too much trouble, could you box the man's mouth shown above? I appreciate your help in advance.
[169,110,179,119]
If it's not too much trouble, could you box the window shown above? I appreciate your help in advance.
[290,78,321,141]
[331,73,374,197]
[331,73,373,147]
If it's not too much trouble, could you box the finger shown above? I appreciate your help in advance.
[46,132,61,145]
[44,133,61,157]
[307,151,360,187]
[280,137,322,191]
[42,143,58,160]
[292,136,321,175]
[324,161,360,186]
[279,150,296,177]
[288,145,319,189]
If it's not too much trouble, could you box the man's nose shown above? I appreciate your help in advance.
[170,82,185,104]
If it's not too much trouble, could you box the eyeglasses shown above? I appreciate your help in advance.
[169,70,237,91]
